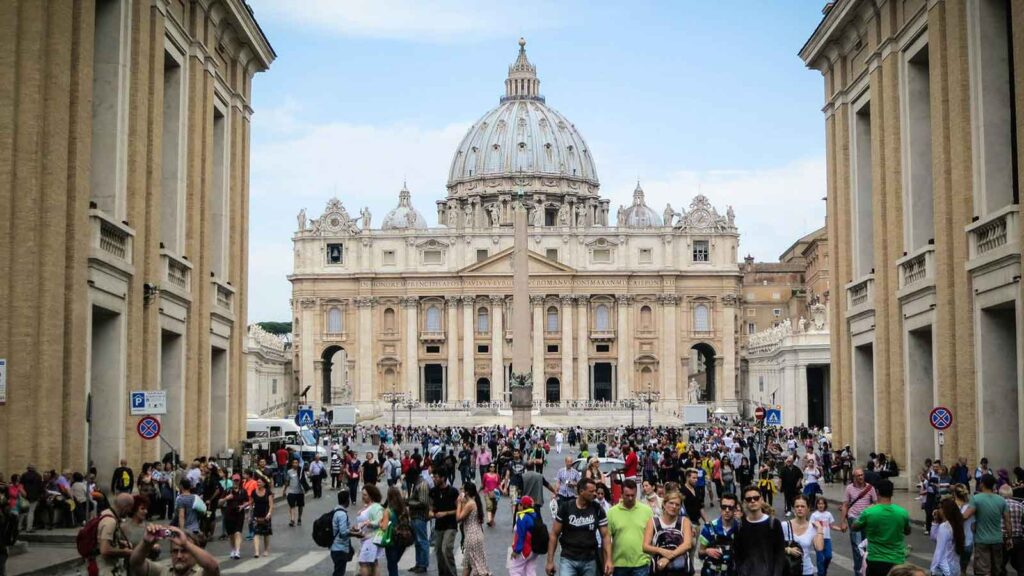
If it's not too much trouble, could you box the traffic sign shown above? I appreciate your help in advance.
[130,391,167,415]
[929,406,953,430]
[136,416,161,440]
[765,409,782,426]
[754,406,766,421]
[295,408,315,427]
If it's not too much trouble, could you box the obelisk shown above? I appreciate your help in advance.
[509,193,533,427]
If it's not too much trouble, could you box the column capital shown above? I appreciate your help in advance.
[444,295,461,306]
[354,297,376,308]
[575,294,590,306]
[560,294,576,305]
[529,295,545,306]
[400,296,419,309]
[461,295,476,307]
[722,293,739,307]
[658,294,681,306]
[299,297,317,309]
[615,294,633,305]
[489,295,505,305]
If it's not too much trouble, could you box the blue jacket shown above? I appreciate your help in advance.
[331,507,351,552]
[513,508,537,557]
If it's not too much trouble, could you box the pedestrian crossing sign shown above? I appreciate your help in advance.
[765,409,782,426]
[295,408,314,427]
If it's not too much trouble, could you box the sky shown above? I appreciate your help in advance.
[246,0,830,322]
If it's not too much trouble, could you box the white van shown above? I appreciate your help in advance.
[246,418,326,460]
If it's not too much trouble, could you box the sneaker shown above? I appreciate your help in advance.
[288,521,295,527]
[298,519,302,526]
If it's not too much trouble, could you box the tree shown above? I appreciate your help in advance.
[256,321,291,335]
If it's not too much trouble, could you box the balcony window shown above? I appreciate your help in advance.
[425,306,442,332]
[546,306,559,332]
[477,307,489,333]
[327,307,343,334]
[693,240,709,262]
[694,304,710,332]
[595,304,611,331]
[592,248,611,263]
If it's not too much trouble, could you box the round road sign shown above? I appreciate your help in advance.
[137,416,161,440]
[754,406,766,420]
[929,406,953,431]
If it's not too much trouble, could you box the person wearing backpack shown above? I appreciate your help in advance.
[95,493,133,576]
[325,490,353,576]
[643,490,693,575]
[510,495,542,576]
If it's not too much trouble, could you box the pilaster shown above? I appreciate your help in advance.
[616,295,631,400]
[531,295,545,400]
[560,295,575,401]
[401,297,419,399]
[576,296,589,399]
[446,296,460,401]
[462,296,475,402]
[660,295,680,400]
[490,296,505,399]
[356,297,374,403]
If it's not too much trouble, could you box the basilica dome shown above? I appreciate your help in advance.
[447,39,599,189]
[381,185,427,230]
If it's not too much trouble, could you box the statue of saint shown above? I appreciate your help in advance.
[463,204,474,228]
[688,378,701,404]
[360,207,372,230]
[617,204,626,227]
[575,203,588,227]
[663,203,675,227]
[297,208,307,231]
[533,204,545,227]
[557,203,569,225]
[310,218,322,235]
[727,205,735,227]
[487,203,501,227]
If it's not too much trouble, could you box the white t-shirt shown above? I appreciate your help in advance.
[803,468,821,486]
[810,510,835,540]
[782,520,818,576]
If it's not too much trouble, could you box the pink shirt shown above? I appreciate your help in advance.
[843,482,877,519]
[482,472,500,494]
[477,450,492,467]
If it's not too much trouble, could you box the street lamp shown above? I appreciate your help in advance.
[622,398,640,429]
[401,397,420,428]
[381,387,408,434]
[634,382,661,430]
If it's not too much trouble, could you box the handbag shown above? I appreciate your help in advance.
[783,521,805,576]
[17,495,29,513]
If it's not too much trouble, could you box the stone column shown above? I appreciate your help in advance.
[576,296,589,399]
[616,295,631,400]
[660,295,679,400]
[560,295,574,402]
[796,363,809,427]
[462,296,475,402]
[445,296,460,401]
[783,361,798,428]
[356,297,374,404]
[532,295,545,401]
[490,296,504,400]
[721,295,737,404]
[402,297,419,400]
[299,298,318,406]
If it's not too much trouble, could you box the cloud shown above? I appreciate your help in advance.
[248,0,569,43]
[600,156,827,262]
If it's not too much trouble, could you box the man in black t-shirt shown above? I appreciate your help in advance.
[546,477,612,576]
[430,467,459,576]
[504,449,527,500]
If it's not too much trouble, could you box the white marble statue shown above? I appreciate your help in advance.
[297,208,307,231]
[663,204,675,227]
[687,378,701,404]
[487,203,501,227]
[575,203,587,227]
[464,204,474,228]
[727,205,735,227]
[310,217,322,235]
[617,204,626,227]
[558,203,570,225]
[360,207,372,230]
[532,204,545,227]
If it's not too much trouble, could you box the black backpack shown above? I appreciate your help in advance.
[313,509,341,548]
[529,511,548,555]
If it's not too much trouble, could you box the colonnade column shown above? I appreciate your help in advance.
[616,295,631,400]
[402,297,419,400]
[299,298,317,406]
[576,296,589,400]
[531,295,544,401]
[721,295,737,403]
[445,296,460,401]
[560,295,574,402]
[356,297,374,403]
[490,296,504,400]
[462,296,475,403]
[660,295,679,400]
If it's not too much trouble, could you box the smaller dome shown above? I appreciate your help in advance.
[618,182,662,228]
[382,184,428,230]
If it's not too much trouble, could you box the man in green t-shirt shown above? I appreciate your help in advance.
[965,474,1010,575]
[852,479,911,576]
[607,479,654,573]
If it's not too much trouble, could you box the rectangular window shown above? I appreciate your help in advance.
[904,40,934,249]
[423,250,443,264]
[425,345,440,354]
[773,308,782,317]
[747,322,756,335]
[91,0,129,218]
[382,250,395,266]
[595,343,610,353]
[160,49,184,252]
[639,248,653,264]
[477,344,489,354]
[852,97,875,277]
[546,248,559,261]
[592,248,611,263]
[272,378,278,394]
[693,240,709,262]
[476,249,489,262]
[327,243,344,264]
[547,344,559,353]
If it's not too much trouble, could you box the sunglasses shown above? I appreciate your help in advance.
[720,505,737,511]
[744,496,761,503]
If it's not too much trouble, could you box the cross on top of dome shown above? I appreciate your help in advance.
[503,38,543,103]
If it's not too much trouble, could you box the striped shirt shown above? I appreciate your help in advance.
[557,466,581,499]
[843,482,878,520]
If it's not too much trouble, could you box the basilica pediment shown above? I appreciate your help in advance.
[458,247,576,275]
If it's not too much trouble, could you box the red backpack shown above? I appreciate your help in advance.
[76,513,110,576]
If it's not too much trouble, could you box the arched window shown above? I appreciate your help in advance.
[425,305,442,332]
[595,304,610,331]
[546,306,559,332]
[383,307,396,332]
[477,307,489,333]
[640,305,653,331]
[694,304,710,332]
[327,307,343,333]
[384,368,396,389]
[641,366,654,387]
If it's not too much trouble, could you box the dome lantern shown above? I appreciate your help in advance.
[502,37,542,103]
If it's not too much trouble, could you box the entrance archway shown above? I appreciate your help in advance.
[689,343,716,402]
[476,378,491,403]
[321,345,347,405]
[806,365,830,429]
[424,364,444,403]
[546,377,560,403]
[593,363,613,401]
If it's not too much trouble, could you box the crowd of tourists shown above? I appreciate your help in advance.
[1,422,1023,576]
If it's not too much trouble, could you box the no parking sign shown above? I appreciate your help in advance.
[136,416,161,440]
[929,406,953,430]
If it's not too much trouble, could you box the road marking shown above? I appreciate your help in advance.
[222,553,279,574]
[278,550,328,572]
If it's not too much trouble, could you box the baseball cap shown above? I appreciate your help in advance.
[519,496,534,508]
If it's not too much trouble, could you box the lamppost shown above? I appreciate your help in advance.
[401,397,420,428]
[622,398,640,429]
[381,388,408,434]
[634,382,661,430]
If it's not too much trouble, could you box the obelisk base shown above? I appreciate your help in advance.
[511,385,533,427]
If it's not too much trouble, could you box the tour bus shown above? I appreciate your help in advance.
[245,417,327,461]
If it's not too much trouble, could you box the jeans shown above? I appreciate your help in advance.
[435,528,457,576]
[559,557,598,576]
[613,566,650,576]
[849,520,866,576]
[411,517,430,569]
[384,544,405,576]
[330,550,348,576]
[816,538,833,576]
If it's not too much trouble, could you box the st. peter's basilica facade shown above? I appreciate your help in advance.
[290,40,743,416]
